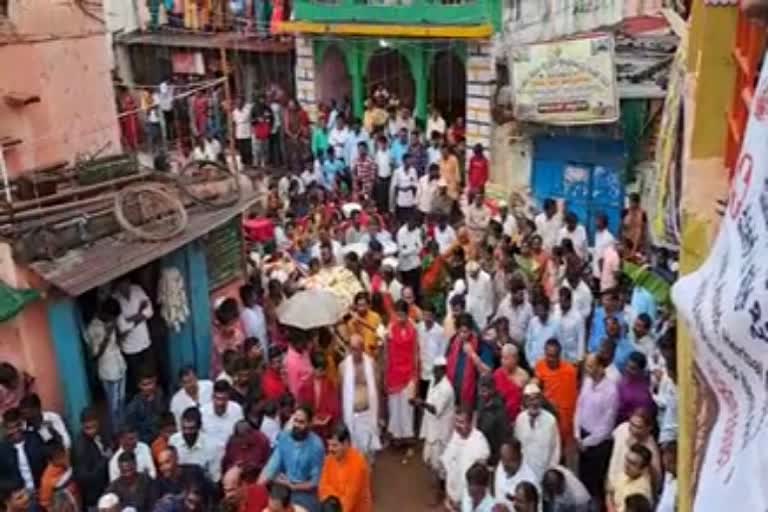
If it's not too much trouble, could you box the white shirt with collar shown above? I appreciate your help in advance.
[417,322,448,381]
[514,409,561,479]
[201,401,243,450]
[240,305,268,356]
[441,428,490,504]
[170,381,214,427]
[391,165,419,208]
[113,284,153,355]
[328,126,350,158]
[563,279,594,320]
[534,212,563,251]
[169,432,223,482]
[592,228,616,277]
[15,441,34,489]
[434,224,457,254]
[493,460,539,510]
[260,415,281,447]
[375,149,393,178]
[495,295,533,344]
[232,104,253,140]
[39,410,72,449]
[555,305,586,363]
[558,224,589,260]
[396,225,423,272]
[109,442,156,481]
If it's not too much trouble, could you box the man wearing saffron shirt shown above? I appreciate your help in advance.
[319,424,372,512]
[467,143,489,194]
[386,300,419,452]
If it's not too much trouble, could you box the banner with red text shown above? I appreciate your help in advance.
[672,54,768,511]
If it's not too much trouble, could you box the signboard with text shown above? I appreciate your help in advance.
[510,34,619,125]
[672,54,768,511]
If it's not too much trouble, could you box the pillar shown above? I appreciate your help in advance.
[295,36,318,121]
[349,47,365,120]
[465,40,495,162]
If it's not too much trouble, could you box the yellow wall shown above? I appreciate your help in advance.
[688,3,739,159]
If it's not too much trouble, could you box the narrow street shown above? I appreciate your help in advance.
[373,447,437,511]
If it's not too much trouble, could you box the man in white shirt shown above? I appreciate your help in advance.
[466,261,494,331]
[414,357,454,504]
[555,287,586,363]
[514,383,561,479]
[494,278,533,345]
[239,284,268,359]
[441,407,490,510]
[390,154,419,220]
[396,215,423,299]
[558,212,589,260]
[592,213,616,279]
[374,135,393,212]
[563,271,594,320]
[656,440,677,512]
[19,394,71,449]
[170,366,213,427]
[201,380,243,451]
[600,240,621,292]
[434,216,457,254]
[169,407,222,482]
[541,466,591,512]
[328,116,350,160]
[204,135,222,162]
[534,198,563,251]
[232,98,253,167]
[109,424,156,481]
[494,437,539,510]
[113,279,153,394]
[416,164,440,218]
[426,107,446,139]
[417,306,448,393]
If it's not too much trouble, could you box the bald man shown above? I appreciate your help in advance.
[340,334,381,463]
[221,466,268,512]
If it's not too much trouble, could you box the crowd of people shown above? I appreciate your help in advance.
[2,89,680,512]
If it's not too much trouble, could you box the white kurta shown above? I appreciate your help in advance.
[493,460,540,509]
[466,270,494,330]
[441,429,491,503]
[341,355,381,459]
[514,410,561,479]
[420,377,455,472]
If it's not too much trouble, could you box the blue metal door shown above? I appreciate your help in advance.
[531,136,625,244]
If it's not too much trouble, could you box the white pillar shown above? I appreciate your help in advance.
[295,36,318,122]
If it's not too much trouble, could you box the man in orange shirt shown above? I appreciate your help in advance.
[318,424,372,512]
[39,441,79,511]
[151,411,177,465]
[346,292,382,357]
[535,339,578,459]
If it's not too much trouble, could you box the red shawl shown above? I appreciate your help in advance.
[446,333,479,407]
[297,377,340,439]
[386,321,418,394]
[493,367,523,421]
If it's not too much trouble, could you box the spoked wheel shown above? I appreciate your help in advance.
[177,159,241,208]
[114,184,189,242]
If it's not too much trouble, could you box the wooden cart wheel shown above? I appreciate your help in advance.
[177,159,241,208]
[114,184,188,242]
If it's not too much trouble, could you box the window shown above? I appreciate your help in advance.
[725,10,766,180]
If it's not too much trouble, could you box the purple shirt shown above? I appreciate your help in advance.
[617,375,656,424]
[574,375,619,447]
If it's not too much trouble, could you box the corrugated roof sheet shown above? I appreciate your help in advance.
[115,31,294,53]
[29,195,258,297]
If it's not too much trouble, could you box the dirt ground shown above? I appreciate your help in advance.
[372,446,441,512]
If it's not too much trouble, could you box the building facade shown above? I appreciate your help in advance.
[281,0,502,158]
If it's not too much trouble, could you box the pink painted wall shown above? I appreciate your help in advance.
[0,1,120,176]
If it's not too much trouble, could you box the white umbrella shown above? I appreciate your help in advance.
[277,288,346,329]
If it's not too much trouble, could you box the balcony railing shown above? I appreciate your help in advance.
[293,0,494,26]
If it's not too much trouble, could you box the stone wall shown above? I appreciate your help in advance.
[295,36,318,122]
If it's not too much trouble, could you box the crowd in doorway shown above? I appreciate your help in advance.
[4,76,679,512]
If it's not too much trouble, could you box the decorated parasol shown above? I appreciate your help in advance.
[277,288,347,329]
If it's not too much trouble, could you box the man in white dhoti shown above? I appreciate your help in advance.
[340,334,381,464]
[466,261,494,330]
[413,357,455,505]
[514,383,561,480]
[440,406,490,511]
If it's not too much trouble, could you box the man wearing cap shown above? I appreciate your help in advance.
[514,383,561,479]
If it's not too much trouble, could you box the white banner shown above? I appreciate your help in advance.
[510,34,619,125]
[504,0,664,46]
[672,55,768,510]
